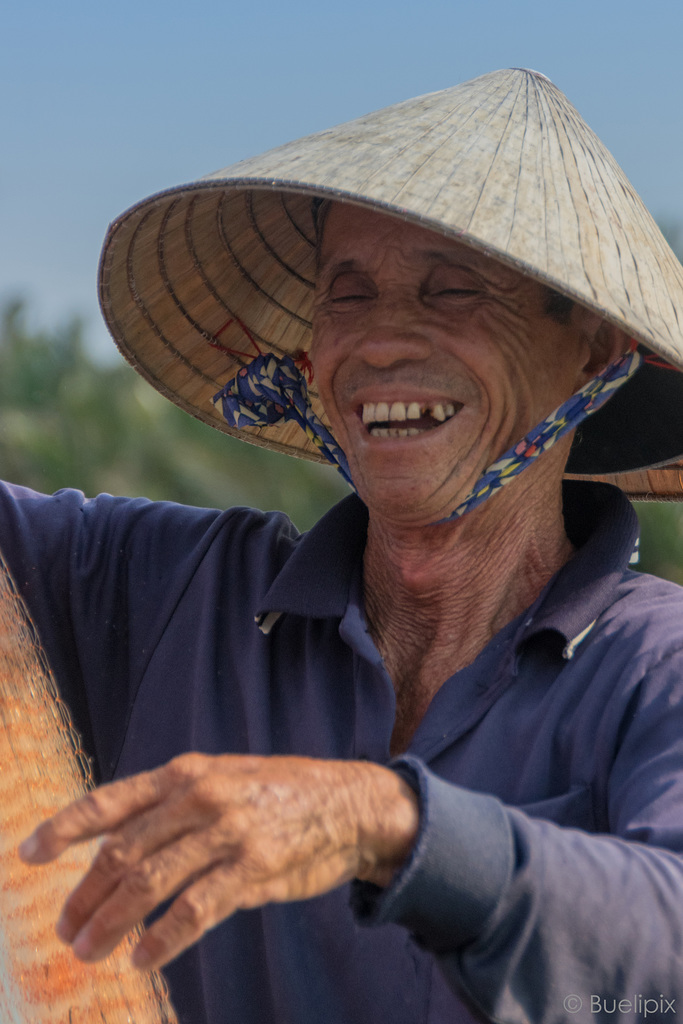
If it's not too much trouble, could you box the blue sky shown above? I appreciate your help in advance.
[2,0,682,358]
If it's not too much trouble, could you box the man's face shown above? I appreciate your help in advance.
[311,204,601,525]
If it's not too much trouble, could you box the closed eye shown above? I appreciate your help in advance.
[432,288,480,297]
[422,264,484,303]
[327,271,376,304]
[331,292,373,303]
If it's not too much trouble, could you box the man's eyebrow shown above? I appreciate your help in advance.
[317,258,359,276]
[317,250,478,276]
[419,248,479,268]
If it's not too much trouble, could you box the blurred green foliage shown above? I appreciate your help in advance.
[0,301,349,532]
[635,502,683,585]
[1,298,682,582]
[633,222,683,582]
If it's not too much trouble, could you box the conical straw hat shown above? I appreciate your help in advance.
[99,68,683,499]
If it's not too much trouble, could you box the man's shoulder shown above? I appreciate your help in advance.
[613,567,683,610]
[0,479,300,542]
[0,480,306,596]
[599,567,683,660]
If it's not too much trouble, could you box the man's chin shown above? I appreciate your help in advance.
[348,446,481,520]
[356,481,466,530]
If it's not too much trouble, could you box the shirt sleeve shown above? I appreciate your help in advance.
[353,648,683,1023]
[0,482,224,781]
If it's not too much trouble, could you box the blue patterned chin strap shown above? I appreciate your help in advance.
[443,345,642,520]
[213,353,354,487]
[213,346,642,522]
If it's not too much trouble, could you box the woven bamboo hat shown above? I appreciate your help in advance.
[99,68,683,499]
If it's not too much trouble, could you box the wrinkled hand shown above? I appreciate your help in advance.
[19,754,419,970]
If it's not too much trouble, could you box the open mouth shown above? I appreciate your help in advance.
[361,400,462,438]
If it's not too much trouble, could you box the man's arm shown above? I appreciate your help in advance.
[356,758,683,1022]
[21,648,683,1023]
[356,642,683,1023]
[19,753,419,969]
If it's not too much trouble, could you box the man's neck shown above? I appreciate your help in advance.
[362,473,575,754]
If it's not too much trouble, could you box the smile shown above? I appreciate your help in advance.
[360,400,461,437]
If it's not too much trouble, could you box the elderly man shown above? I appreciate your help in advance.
[13,69,683,1023]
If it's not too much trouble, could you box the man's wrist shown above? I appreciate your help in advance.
[351,762,420,887]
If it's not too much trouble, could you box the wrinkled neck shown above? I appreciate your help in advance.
[362,469,574,679]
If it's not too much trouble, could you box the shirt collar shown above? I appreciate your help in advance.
[519,481,639,656]
[258,493,369,621]
[257,481,639,654]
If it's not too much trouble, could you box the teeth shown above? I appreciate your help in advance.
[369,426,423,438]
[362,400,460,429]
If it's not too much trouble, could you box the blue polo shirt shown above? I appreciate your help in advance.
[2,479,683,1023]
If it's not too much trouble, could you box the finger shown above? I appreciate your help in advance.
[57,792,219,944]
[132,851,360,971]
[67,831,232,963]
[19,770,164,864]
[130,863,268,971]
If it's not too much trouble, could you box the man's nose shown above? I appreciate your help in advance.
[355,300,432,368]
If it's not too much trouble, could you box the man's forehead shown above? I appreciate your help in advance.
[320,202,465,257]
[317,202,528,286]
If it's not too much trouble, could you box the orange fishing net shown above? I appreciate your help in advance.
[0,552,178,1023]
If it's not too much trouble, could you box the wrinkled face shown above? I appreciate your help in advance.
[311,204,601,525]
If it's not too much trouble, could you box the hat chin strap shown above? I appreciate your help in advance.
[213,353,354,486]
[213,347,642,524]
[442,345,641,521]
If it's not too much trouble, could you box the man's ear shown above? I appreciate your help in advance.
[578,312,631,379]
